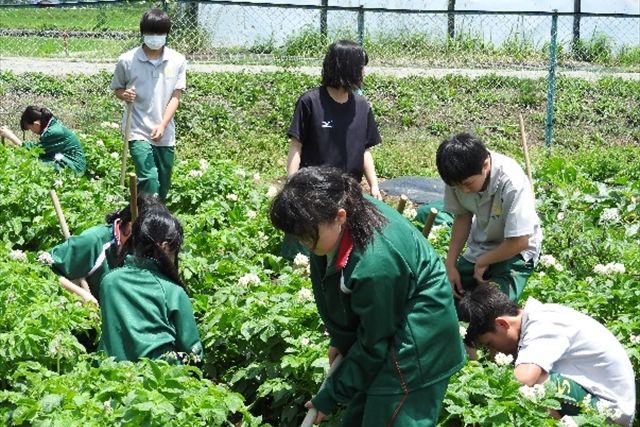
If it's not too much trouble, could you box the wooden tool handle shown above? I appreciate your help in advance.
[300,354,344,427]
[422,207,438,238]
[119,102,133,187]
[129,172,138,223]
[59,276,98,305]
[49,189,70,239]
[396,194,408,214]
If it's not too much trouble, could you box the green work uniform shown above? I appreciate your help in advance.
[310,197,466,426]
[50,224,119,300]
[25,117,86,173]
[98,255,203,362]
[128,140,175,201]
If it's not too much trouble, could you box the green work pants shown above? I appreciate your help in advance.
[339,377,449,427]
[129,140,175,201]
[456,254,533,302]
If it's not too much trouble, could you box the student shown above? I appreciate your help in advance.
[458,284,636,426]
[270,167,465,426]
[287,40,382,200]
[436,133,542,302]
[50,193,162,301]
[0,106,86,173]
[99,207,203,363]
[111,8,186,201]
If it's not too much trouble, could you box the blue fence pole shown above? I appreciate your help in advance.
[357,6,365,46]
[545,10,558,148]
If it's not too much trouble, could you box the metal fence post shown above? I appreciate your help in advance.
[545,10,558,148]
[447,0,456,39]
[572,0,581,49]
[357,6,364,46]
[320,0,328,39]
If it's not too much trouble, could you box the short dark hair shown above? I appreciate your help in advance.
[270,167,386,250]
[20,106,53,131]
[457,283,520,346]
[321,40,368,90]
[140,8,171,35]
[436,133,490,186]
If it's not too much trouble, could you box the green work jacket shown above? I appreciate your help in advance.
[311,197,466,414]
[98,255,203,362]
[26,118,86,173]
[50,224,118,299]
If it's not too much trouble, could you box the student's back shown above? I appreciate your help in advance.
[99,255,202,361]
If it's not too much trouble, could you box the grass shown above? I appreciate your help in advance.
[0,4,146,31]
[0,70,638,180]
[0,35,137,58]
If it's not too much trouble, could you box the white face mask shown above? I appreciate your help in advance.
[144,34,166,50]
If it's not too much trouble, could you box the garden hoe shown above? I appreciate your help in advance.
[300,354,343,427]
[119,88,134,187]
[518,113,534,193]
[49,189,97,305]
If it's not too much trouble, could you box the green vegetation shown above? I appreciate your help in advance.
[0,70,639,425]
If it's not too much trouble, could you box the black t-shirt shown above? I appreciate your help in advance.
[288,86,382,182]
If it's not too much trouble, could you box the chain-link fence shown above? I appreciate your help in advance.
[0,1,638,72]
[1,1,639,147]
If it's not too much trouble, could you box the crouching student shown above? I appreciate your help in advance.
[50,193,161,301]
[0,106,86,173]
[436,132,542,302]
[98,207,203,362]
[270,167,465,426]
[458,284,636,426]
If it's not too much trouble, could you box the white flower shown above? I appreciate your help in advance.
[253,172,260,182]
[538,254,564,272]
[238,273,260,287]
[9,249,27,262]
[519,384,545,401]
[199,159,209,171]
[459,325,467,339]
[235,169,246,177]
[557,212,565,221]
[37,251,54,265]
[494,352,514,366]
[600,208,620,223]
[54,153,64,161]
[297,287,313,301]
[593,262,626,275]
[266,185,278,198]
[257,231,268,241]
[53,179,63,188]
[246,210,257,219]
[109,122,120,129]
[188,169,203,178]
[300,337,310,346]
[402,207,417,220]
[103,400,112,413]
[595,400,622,420]
[110,152,119,159]
[585,276,594,284]
[293,253,310,269]
[630,335,640,345]
[559,415,579,427]
[48,335,62,357]
[538,271,546,277]
[95,139,104,147]
[226,193,238,202]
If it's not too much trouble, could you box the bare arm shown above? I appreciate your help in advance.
[473,235,530,283]
[514,363,547,386]
[287,138,302,176]
[445,213,473,298]
[0,126,23,146]
[363,149,381,200]
[151,89,182,142]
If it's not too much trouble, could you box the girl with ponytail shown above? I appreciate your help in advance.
[270,167,465,426]
[98,207,203,363]
[0,106,86,173]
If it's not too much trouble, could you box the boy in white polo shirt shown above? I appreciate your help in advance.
[111,8,186,201]
[459,284,636,426]
[436,132,541,302]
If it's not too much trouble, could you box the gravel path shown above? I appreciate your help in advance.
[2,56,639,81]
